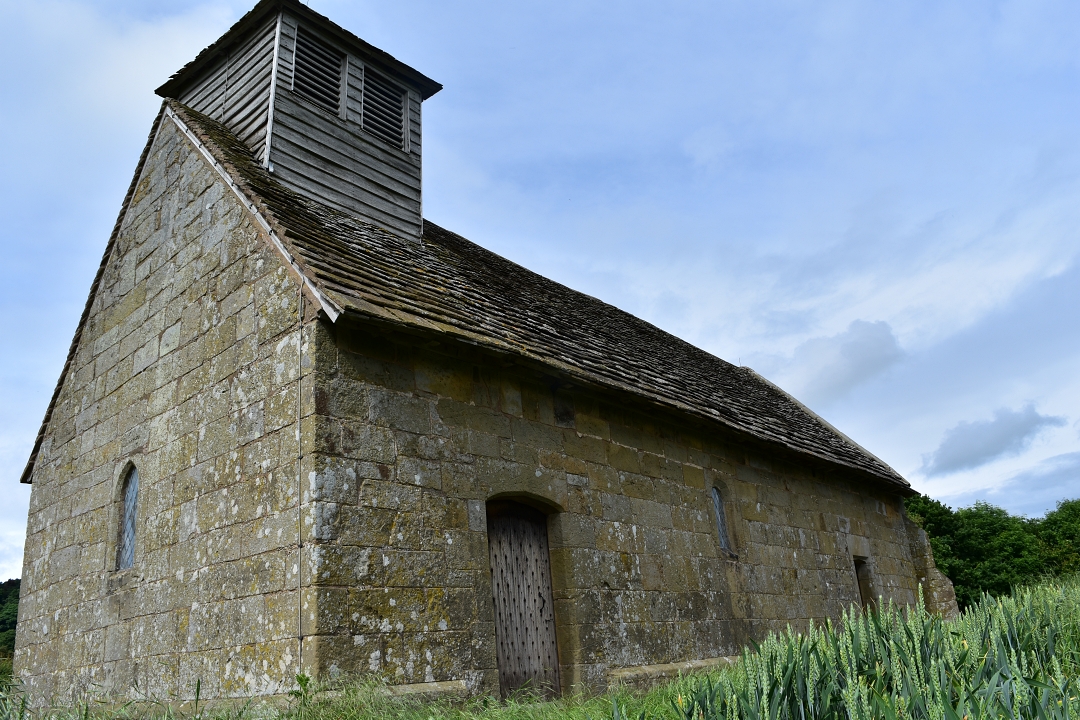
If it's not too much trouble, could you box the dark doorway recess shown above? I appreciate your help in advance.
[853,556,875,610]
[486,500,561,699]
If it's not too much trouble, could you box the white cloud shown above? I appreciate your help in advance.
[0,435,31,579]
[0,521,28,582]
[922,404,1067,477]
[0,1,234,124]
[939,451,1080,517]
[682,124,737,169]
[770,320,904,408]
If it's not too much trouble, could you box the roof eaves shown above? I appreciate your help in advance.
[155,0,278,99]
[335,300,910,491]
[283,1,442,98]
[155,0,442,101]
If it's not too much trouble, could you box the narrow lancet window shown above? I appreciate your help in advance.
[117,466,139,570]
[711,487,734,556]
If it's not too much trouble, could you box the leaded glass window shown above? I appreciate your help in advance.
[117,466,139,570]
[711,487,734,556]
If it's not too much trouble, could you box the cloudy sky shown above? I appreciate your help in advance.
[1,0,1079,580]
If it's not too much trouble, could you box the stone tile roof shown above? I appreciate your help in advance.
[20,99,908,490]
[167,101,909,490]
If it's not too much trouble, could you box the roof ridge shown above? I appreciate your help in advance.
[155,0,441,101]
[420,220,744,372]
[743,366,899,483]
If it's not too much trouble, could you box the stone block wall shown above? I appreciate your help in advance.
[16,118,307,704]
[301,321,925,695]
[16,111,938,704]
[907,521,959,620]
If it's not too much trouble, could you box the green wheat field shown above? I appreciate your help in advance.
[3,575,1079,720]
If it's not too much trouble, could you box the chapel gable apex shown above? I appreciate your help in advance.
[20,100,331,485]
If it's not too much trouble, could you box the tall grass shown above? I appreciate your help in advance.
[667,575,1080,720]
[3,576,1079,720]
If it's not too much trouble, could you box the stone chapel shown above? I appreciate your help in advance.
[14,0,956,705]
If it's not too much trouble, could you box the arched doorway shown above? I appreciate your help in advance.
[486,500,561,698]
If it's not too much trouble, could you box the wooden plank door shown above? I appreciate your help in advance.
[486,501,561,699]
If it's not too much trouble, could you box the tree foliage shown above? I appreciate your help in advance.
[906,495,1080,608]
[0,579,18,659]
[1038,499,1080,574]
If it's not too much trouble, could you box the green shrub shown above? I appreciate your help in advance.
[1038,499,1080,575]
[904,495,1080,608]
[0,578,16,690]
[0,578,19,658]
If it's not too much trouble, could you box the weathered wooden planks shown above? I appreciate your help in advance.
[486,502,561,699]
[169,7,427,241]
[269,14,423,239]
[177,14,277,160]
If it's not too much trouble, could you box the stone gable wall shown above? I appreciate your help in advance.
[301,323,924,694]
[16,119,307,704]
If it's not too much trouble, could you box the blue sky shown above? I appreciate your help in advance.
[1,0,1079,580]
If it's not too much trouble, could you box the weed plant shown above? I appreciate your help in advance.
[2,576,1079,720]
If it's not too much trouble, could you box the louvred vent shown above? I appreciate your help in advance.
[363,67,406,149]
[294,28,343,114]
